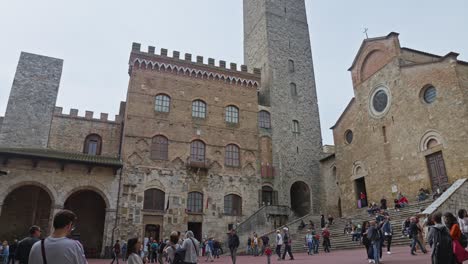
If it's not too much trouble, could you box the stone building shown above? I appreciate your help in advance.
[0,52,123,258]
[0,0,323,256]
[329,32,468,215]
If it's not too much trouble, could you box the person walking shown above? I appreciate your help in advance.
[181,231,199,264]
[205,238,214,262]
[252,234,259,256]
[409,216,427,255]
[28,210,87,264]
[15,225,41,264]
[246,236,252,255]
[260,235,269,257]
[305,230,313,255]
[275,230,282,260]
[427,212,454,264]
[382,216,393,255]
[150,240,158,263]
[312,229,319,254]
[264,244,272,264]
[164,232,180,264]
[2,241,9,264]
[367,221,381,264]
[228,229,239,264]
[126,238,145,264]
[361,221,371,262]
[322,227,331,253]
[111,240,121,264]
[281,228,293,260]
[7,239,17,264]
[121,242,128,262]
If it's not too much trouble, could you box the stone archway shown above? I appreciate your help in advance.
[290,181,311,217]
[0,185,52,240]
[64,190,106,258]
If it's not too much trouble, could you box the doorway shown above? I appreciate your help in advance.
[290,181,311,217]
[188,222,202,242]
[354,177,368,208]
[145,224,160,242]
[64,190,106,258]
[426,151,449,191]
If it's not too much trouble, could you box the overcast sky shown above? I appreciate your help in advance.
[1,0,467,145]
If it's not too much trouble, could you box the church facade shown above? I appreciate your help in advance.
[328,32,468,215]
[0,0,323,257]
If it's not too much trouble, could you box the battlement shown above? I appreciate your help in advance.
[53,107,123,123]
[129,43,261,88]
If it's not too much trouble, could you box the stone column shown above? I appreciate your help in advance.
[101,208,116,257]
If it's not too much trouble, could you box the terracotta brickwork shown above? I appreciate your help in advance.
[331,33,468,215]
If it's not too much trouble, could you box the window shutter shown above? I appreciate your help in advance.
[273,191,278,206]
[258,189,263,208]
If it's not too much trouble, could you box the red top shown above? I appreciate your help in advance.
[360,193,366,199]
[265,247,272,256]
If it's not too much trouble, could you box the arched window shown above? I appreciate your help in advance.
[192,100,207,118]
[225,144,240,167]
[290,83,297,96]
[155,94,171,113]
[258,111,271,129]
[224,194,242,216]
[225,106,239,124]
[190,140,205,162]
[288,59,295,73]
[83,134,102,155]
[292,120,300,133]
[187,192,203,213]
[143,188,165,211]
[151,135,168,160]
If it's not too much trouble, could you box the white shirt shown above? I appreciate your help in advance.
[127,253,144,264]
[459,217,468,233]
[28,237,87,264]
[276,234,283,245]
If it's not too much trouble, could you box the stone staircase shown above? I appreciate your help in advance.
[288,200,433,253]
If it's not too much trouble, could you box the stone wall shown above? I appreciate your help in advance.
[0,52,63,148]
[319,154,341,217]
[243,0,323,215]
[48,109,122,157]
[423,178,468,216]
[0,157,118,256]
[332,34,468,215]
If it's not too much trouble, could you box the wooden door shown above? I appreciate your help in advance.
[425,151,449,191]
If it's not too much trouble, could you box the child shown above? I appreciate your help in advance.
[264,244,272,264]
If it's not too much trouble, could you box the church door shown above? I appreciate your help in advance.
[425,151,449,191]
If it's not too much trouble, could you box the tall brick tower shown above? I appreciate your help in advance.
[244,0,322,215]
[0,52,63,148]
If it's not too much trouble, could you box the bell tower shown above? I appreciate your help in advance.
[244,0,322,215]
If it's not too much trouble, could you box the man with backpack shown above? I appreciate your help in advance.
[281,228,294,260]
[428,212,455,264]
[367,221,381,264]
[228,230,239,264]
[409,216,427,255]
[179,231,199,264]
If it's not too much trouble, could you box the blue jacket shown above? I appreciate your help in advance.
[382,221,392,234]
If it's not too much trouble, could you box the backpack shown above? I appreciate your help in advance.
[172,247,186,264]
[460,233,468,248]
[433,227,454,262]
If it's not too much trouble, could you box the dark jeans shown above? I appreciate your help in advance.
[8,254,15,264]
[281,244,293,259]
[313,240,319,253]
[372,240,381,264]
[323,238,331,252]
[151,251,157,263]
[229,247,237,264]
[385,235,392,252]
[275,245,282,258]
[110,252,120,264]
[411,237,426,253]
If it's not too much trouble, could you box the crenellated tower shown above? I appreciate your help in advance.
[244,0,322,215]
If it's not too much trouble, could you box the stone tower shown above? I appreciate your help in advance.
[0,52,63,148]
[244,0,322,215]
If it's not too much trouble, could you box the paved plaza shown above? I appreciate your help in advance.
[88,246,431,264]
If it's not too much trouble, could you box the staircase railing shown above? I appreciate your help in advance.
[422,178,467,215]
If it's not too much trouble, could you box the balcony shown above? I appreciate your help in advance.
[261,163,275,178]
[187,157,211,169]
